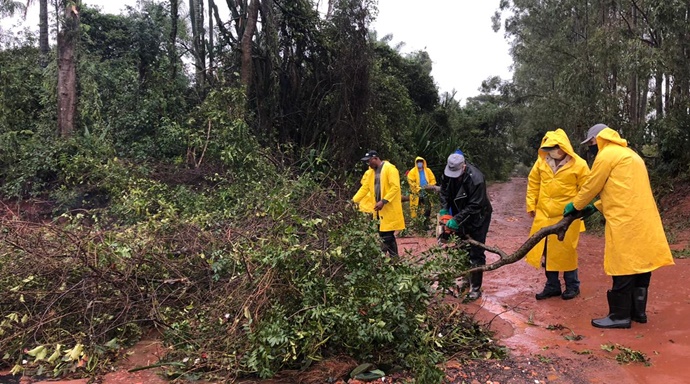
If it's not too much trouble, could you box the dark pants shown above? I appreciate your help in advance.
[542,239,580,291]
[467,211,492,267]
[545,269,580,291]
[611,272,651,295]
[379,230,398,257]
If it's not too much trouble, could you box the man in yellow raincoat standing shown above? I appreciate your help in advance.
[407,156,437,224]
[526,129,590,301]
[354,150,406,256]
[564,124,675,329]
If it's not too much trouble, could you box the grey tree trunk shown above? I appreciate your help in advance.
[39,0,49,66]
[169,0,179,78]
[208,0,214,79]
[57,2,79,137]
[240,0,259,87]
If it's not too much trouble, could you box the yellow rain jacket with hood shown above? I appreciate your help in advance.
[407,156,437,218]
[526,129,590,271]
[572,127,674,275]
[354,161,406,232]
[353,168,375,213]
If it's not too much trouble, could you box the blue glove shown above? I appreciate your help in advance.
[446,218,460,231]
[439,209,449,216]
[582,203,598,217]
[563,202,577,216]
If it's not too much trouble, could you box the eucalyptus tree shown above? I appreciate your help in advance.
[56,0,80,137]
[495,0,690,174]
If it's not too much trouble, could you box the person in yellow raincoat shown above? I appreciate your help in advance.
[526,129,590,301]
[353,168,375,213]
[407,156,437,223]
[354,150,405,256]
[564,124,675,329]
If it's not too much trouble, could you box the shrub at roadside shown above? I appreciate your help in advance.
[0,163,504,383]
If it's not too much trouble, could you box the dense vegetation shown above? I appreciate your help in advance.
[1,0,690,382]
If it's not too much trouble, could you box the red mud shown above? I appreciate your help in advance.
[466,177,690,384]
[4,178,690,383]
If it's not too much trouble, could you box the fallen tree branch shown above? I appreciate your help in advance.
[457,211,586,275]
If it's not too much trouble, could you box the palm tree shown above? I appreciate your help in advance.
[0,0,25,17]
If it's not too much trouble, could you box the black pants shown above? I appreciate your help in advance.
[611,272,651,295]
[379,230,399,257]
[467,212,492,267]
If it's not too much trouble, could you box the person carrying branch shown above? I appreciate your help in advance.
[407,156,437,225]
[439,152,493,300]
[564,123,674,328]
[526,128,590,301]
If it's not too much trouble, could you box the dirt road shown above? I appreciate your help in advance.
[466,177,690,383]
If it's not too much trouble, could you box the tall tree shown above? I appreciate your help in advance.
[38,0,48,64]
[240,0,259,87]
[188,0,205,90]
[57,0,79,137]
[169,0,179,78]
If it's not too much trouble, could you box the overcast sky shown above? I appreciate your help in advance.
[371,0,513,101]
[5,0,513,102]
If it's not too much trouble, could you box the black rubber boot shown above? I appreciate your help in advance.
[631,287,648,323]
[466,271,483,301]
[591,290,632,329]
[535,287,562,300]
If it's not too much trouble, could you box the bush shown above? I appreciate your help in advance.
[0,165,505,382]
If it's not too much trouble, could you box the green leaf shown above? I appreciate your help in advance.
[354,369,385,381]
[350,363,374,378]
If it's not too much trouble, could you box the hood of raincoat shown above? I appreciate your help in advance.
[538,128,578,160]
[414,156,427,168]
[595,127,628,150]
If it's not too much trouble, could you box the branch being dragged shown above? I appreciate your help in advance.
[459,211,586,275]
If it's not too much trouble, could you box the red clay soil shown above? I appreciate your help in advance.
[4,177,690,383]
[466,177,690,384]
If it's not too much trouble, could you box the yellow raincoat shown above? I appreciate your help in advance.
[354,161,405,232]
[572,128,674,275]
[526,129,590,271]
[352,168,375,213]
[407,156,437,218]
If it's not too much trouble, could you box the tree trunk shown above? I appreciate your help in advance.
[39,0,49,66]
[240,0,259,87]
[169,0,179,79]
[655,71,663,117]
[208,0,214,80]
[189,0,206,89]
[57,2,79,137]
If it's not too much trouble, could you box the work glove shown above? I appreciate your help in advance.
[563,202,577,216]
[439,209,449,216]
[446,218,460,231]
[582,203,598,218]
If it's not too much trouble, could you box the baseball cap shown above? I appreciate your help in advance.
[581,123,608,145]
[360,150,379,162]
[444,153,466,177]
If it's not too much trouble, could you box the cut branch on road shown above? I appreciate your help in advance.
[456,211,587,275]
